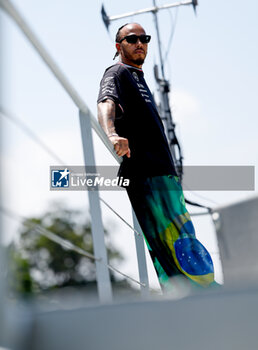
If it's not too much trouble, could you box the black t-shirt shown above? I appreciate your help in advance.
[97,62,177,180]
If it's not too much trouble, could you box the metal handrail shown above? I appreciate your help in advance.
[0,0,121,164]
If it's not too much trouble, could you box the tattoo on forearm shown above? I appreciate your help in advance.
[98,100,117,136]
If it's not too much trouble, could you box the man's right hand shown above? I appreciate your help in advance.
[109,135,131,158]
[97,99,130,158]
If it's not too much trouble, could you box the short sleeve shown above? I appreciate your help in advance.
[97,70,121,105]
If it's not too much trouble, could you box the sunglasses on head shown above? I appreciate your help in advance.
[118,34,151,44]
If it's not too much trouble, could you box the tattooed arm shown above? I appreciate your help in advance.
[98,99,130,158]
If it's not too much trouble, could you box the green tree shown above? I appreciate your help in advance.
[9,203,124,295]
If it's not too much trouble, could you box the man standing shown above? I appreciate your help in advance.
[97,23,215,290]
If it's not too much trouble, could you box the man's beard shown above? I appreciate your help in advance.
[132,57,145,65]
[123,49,146,66]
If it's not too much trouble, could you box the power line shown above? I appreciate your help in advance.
[164,7,179,64]
[182,182,219,206]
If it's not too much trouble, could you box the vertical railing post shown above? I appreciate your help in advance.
[79,110,112,303]
[132,211,149,297]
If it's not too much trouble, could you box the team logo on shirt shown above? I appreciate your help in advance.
[132,72,139,82]
[101,76,115,94]
[104,76,114,82]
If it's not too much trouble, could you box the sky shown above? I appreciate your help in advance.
[1,0,258,290]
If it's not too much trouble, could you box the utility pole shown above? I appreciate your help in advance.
[101,0,198,179]
[152,0,165,79]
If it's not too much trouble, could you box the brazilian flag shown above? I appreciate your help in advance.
[126,175,214,290]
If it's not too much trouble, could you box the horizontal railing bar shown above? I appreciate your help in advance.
[0,205,146,287]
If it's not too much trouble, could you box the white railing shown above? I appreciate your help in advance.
[0,0,149,303]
